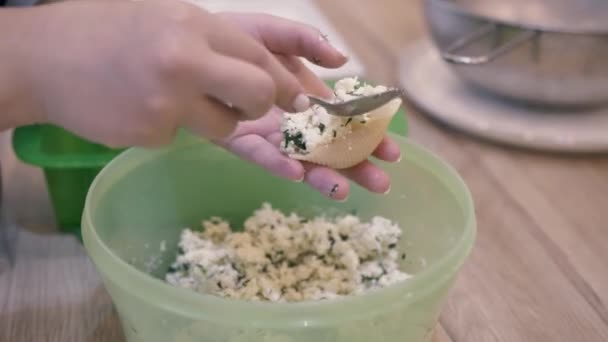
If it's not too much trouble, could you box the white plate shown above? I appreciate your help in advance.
[399,40,608,153]
[190,0,364,80]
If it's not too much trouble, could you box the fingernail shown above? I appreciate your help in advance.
[293,94,310,113]
[396,154,402,163]
[294,174,305,183]
[334,48,349,61]
[329,183,339,196]
[383,185,392,195]
[335,196,348,203]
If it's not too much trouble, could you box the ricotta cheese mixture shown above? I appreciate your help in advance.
[280,77,388,156]
[166,203,410,302]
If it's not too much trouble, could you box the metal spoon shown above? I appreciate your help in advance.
[307,88,404,117]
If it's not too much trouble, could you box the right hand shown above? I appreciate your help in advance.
[19,0,315,147]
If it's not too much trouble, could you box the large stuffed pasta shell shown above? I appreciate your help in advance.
[288,98,402,169]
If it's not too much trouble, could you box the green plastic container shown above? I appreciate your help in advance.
[12,124,124,236]
[11,79,407,238]
[82,133,475,342]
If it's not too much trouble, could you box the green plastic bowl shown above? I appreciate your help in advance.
[82,132,475,342]
[12,124,124,237]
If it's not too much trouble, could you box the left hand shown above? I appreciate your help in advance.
[214,13,402,200]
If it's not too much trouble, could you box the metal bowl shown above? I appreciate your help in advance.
[425,0,608,107]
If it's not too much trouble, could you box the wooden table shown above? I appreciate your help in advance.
[2,1,608,341]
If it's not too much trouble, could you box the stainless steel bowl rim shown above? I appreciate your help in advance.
[430,0,608,35]
[425,0,608,107]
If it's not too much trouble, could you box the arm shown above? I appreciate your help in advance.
[0,1,397,200]
[0,0,309,145]
[0,8,41,130]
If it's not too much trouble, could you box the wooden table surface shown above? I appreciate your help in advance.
[2,1,608,341]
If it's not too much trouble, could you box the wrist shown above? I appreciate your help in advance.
[0,7,45,129]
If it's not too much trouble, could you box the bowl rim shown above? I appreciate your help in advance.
[426,0,608,35]
[82,134,476,327]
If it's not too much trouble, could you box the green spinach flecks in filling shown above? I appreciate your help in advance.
[318,123,326,133]
[283,130,307,151]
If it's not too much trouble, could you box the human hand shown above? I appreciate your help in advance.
[15,1,401,199]
[215,13,401,199]
[19,0,315,146]
[217,107,401,200]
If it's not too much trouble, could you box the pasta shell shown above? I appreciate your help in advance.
[289,98,402,169]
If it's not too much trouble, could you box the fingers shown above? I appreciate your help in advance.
[372,136,402,162]
[224,132,391,198]
[222,134,305,181]
[224,107,282,141]
[341,161,391,194]
[267,131,391,197]
[223,131,351,201]
[183,97,240,140]
[198,52,276,120]
[266,131,350,200]
[265,131,285,146]
[206,18,308,113]
[275,55,333,99]
[223,13,348,68]
[303,164,350,201]
[228,126,393,200]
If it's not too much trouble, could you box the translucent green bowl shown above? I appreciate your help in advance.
[82,133,475,342]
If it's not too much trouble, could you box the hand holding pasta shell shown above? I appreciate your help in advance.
[281,78,402,169]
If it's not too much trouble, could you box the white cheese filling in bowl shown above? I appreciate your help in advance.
[166,203,410,303]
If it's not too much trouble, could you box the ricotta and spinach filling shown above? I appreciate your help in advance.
[281,77,388,155]
[166,203,410,302]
